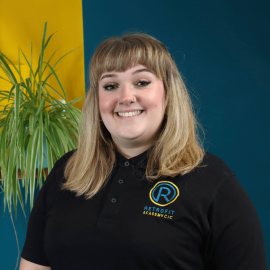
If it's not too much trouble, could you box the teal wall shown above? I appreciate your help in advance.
[82,0,269,265]
[1,0,269,269]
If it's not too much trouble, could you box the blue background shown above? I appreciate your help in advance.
[1,0,269,268]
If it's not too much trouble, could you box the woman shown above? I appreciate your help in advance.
[20,33,268,270]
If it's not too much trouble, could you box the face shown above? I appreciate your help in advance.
[98,64,165,149]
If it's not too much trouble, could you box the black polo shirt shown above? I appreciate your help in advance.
[21,149,268,270]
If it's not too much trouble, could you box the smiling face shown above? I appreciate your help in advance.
[98,64,165,153]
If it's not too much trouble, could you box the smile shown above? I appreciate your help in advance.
[115,110,144,119]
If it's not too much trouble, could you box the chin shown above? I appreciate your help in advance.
[119,134,142,140]
[115,131,144,140]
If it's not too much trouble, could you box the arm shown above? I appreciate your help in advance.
[19,258,51,270]
[21,162,59,268]
[205,175,268,269]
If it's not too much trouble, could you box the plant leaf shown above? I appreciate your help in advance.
[42,83,65,100]
[24,128,38,208]
[13,160,18,218]
[42,62,67,100]
[34,31,56,79]
[52,46,80,70]
[37,111,43,189]
[29,115,34,135]
[0,76,13,84]
[0,53,18,84]
[50,122,68,153]
[43,124,60,157]
[16,173,26,218]
[5,111,17,213]
[39,22,47,82]
[19,49,38,87]
[18,112,27,188]
[14,84,20,131]
[67,96,83,106]
[8,85,15,102]
[29,128,39,211]
[56,118,77,149]
[41,44,60,77]
[50,124,64,157]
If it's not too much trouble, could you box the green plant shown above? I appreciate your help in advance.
[0,22,83,219]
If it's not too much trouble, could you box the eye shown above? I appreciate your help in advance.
[103,84,117,91]
[103,80,151,91]
[136,80,151,87]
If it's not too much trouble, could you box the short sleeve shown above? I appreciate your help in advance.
[204,175,268,270]
[21,161,59,266]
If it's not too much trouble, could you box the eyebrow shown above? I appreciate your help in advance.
[100,69,153,81]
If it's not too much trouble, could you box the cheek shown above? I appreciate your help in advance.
[99,92,117,114]
[145,87,165,111]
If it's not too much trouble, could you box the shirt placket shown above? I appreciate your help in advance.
[96,160,132,226]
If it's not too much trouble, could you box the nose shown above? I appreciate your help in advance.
[118,84,136,105]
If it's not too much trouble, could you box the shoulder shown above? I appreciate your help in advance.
[46,149,77,185]
[54,149,77,172]
[182,152,236,197]
[194,151,235,180]
[44,149,77,193]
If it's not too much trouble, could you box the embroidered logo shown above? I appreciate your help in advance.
[149,181,179,206]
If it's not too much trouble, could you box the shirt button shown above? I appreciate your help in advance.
[111,198,117,203]
[124,161,130,166]
[118,179,124,184]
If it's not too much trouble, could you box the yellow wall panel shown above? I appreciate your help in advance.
[0,0,85,110]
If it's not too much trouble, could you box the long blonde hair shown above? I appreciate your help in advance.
[61,32,205,199]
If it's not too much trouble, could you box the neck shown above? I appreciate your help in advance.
[113,142,152,159]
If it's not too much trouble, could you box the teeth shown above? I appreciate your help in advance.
[117,110,143,117]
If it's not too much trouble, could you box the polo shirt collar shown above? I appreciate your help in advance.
[115,146,153,169]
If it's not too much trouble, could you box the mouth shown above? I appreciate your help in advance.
[115,110,144,119]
